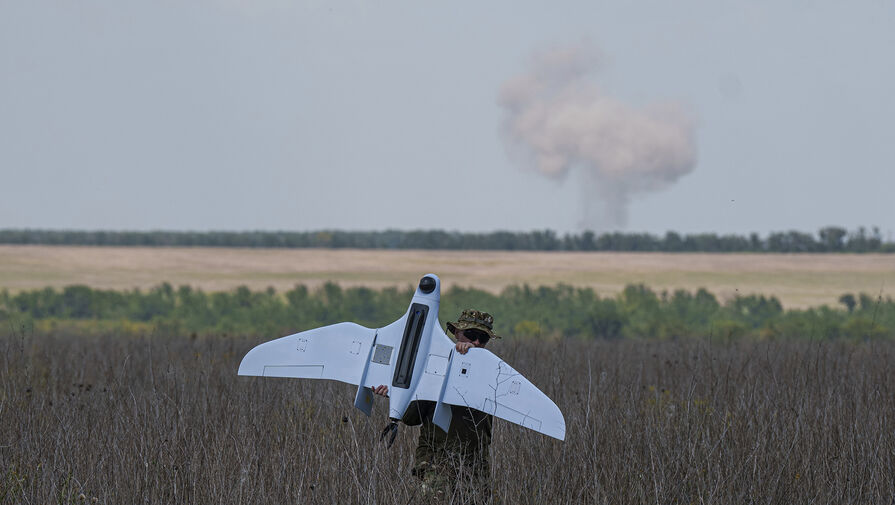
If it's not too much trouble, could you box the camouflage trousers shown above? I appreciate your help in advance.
[412,461,492,504]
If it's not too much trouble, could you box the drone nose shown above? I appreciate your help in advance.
[419,276,436,294]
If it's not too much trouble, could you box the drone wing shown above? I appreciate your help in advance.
[237,322,376,385]
[436,348,566,441]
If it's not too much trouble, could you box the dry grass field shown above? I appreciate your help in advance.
[2,333,892,504]
[3,245,895,308]
[4,247,892,503]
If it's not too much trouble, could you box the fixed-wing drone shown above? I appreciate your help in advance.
[238,274,565,441]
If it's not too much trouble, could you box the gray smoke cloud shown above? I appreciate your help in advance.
[499,45,697,230]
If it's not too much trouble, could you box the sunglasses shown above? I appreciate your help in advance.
[462,329,490,345]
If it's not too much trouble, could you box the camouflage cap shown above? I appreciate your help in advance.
[446,309,501,339]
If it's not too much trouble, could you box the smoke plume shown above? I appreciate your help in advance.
[498,45,697,230]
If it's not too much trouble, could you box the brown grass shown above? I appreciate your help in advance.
[2,332,893,503]
[2,245,895,308]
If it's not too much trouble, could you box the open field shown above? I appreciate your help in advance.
[2,245,895,308]
[2,334,892,503]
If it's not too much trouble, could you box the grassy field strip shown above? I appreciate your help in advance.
[2,245,894,308]
[3,336,893,502]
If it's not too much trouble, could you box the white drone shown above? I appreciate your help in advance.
[238,274,566,441]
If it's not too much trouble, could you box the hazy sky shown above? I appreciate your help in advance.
[2,1,893,235]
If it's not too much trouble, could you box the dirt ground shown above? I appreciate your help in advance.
[2,245,893,308]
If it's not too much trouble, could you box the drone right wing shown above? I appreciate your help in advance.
[438,348,566,441]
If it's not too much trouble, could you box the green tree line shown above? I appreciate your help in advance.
[2,283,892,340]
[1,226,892,252]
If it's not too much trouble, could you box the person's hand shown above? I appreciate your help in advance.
[372,385,389,397]
[455,341,475,354]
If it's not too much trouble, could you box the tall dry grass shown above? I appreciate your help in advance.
[1,331,893,504]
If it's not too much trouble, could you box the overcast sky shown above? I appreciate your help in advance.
[2,1,893,236]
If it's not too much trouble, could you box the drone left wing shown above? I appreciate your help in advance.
[237,322,376,385]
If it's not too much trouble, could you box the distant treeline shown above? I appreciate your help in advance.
[2,283,891,340]
[1,227,893,252]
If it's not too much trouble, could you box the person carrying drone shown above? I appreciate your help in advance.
[373,309,499,502]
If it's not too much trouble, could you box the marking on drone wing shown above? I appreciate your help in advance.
[296,338,309,352]
[371,344,393,365]
[483,398,541,431]
[425,354,449,376]
[263,365,323,378]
